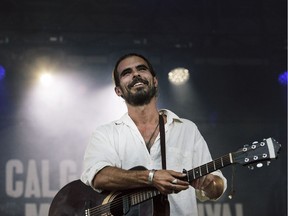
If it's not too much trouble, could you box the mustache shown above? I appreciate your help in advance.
[128,77,149,88]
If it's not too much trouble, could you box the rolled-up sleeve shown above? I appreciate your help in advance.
[80,125,121,191]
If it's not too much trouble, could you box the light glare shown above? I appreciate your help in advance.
[40,73,53,86]
[168,67,190,85]
[0,65,5,80]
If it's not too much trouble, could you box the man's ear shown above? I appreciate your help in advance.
[114,86,123,97]
[153,77,158,87]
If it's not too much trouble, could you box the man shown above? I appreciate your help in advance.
[81,53,227,215]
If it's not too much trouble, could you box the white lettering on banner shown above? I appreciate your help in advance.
[25,160,41,197]
[60,160,77,188]
[235,204,244,216]
[5,159,78,198]
[198,203,243,216]
[25,203,50,216]
[41,160,56,197]
[6,159,24,198]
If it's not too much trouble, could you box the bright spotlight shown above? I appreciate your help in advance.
[0,65,6,80]
[40,73,53,86]
[278,71,287,86]
[168,67,190,85]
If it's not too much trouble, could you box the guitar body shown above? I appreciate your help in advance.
[48,179,156,216]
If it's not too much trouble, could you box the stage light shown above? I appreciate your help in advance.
[278,71,287,86]
[168,67,189,85]
[0,65,6,80]
[40,72,53,86]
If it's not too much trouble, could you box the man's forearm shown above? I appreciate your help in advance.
[93,166,150,191]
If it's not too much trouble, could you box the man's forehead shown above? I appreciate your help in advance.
[117,56,148,71]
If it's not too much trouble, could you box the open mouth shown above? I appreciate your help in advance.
[128,78,149,89]
[133,82,145,87]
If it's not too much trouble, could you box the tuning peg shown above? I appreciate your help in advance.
[248,165,254,170]
[256,163,263,168]
[243,145,249,151]
[267,161,271,166]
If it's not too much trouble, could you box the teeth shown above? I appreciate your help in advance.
[134,82,143,87]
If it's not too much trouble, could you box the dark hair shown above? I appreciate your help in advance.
[112,53,156,86]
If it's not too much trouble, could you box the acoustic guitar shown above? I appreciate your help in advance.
[49,137,281,216]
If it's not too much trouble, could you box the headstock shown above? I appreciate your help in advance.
[232,137,281,169]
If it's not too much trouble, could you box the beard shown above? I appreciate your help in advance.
[120,77,157,106]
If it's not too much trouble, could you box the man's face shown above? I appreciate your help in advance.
[115,56,158,106]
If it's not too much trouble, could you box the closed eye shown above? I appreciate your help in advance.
[120,68,132,77]
[136,65,149,71]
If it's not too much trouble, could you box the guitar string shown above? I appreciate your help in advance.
[87,189,159,215]
[187,155,230,180]
[87,156,231,214]
[88,189,158,214]
[88,158,230,216]
[87,190,157,215]
[87,147,262,214]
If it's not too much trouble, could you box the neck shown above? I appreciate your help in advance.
[126,97,159,125]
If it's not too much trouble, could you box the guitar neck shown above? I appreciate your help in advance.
[184,153,233,182]
[127,188,161,206]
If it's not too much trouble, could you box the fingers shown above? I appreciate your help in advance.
[170,181,188,194]
[172,178,178,184]
[167,173,189,194]
[152,170,189,195]
[191,174,214,190]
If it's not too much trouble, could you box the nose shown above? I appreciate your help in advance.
[132,69,140,78]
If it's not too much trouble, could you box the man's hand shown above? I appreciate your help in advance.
[191,174,224,200]
[152,170,189,195]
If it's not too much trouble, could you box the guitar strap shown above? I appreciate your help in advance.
[153,114,170,216]
[159,114,166,170]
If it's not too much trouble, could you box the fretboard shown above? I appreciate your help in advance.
[184,153,233,182]
[127,188,160,206]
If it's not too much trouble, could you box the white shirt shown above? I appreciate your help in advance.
[81,109,227,216]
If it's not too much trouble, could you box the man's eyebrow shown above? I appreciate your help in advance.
[119,64,149,77]
[120,68,131,76]
[136,64,149,70]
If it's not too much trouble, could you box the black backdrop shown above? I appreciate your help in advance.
[0,0,286,215]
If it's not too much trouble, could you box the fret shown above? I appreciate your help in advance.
[132,194,136,205]
[131,189,161,206]
[216,158,222,169]
[229,153,233,163]
[207,161,214,172]
[192,168,196,179]
[185,154,233,182]
[201,165,206,176]
[195,167,201,178]
[147,190,151,199]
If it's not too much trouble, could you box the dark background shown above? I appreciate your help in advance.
[0,0,286,215]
